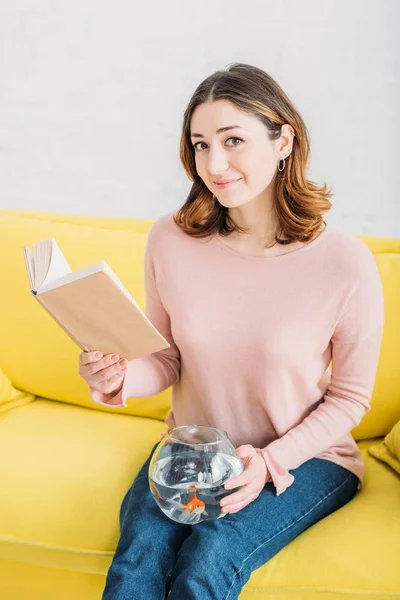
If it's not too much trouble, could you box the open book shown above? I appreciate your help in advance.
[22,237,170,361]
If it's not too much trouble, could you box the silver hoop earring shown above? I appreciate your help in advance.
[278,158,285,172]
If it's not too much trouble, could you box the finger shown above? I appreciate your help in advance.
[221,484,257,508]
[86,354,123,379]
[224,472,251,490]
[225,455,259,490]
[98,372,125,394]
[80,355,114,379]
[224,501,249,514]
[79,351,103,366]
[222,493,258,514]
[222,500,248,514]
[95,363,127,386]
[101,370,125,385]
[236,444,257,457]
[95,353,122,373]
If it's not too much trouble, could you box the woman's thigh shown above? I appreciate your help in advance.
[102,442,193,600]
[168,457,359,600]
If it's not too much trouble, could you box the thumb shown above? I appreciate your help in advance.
[235,444,256,458]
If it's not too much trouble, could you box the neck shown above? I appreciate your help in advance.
[227,191,279,246]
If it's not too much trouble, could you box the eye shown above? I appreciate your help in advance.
[226,137,243,147]
[193,137,244,152]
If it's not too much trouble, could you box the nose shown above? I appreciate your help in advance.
[206,144,229,176]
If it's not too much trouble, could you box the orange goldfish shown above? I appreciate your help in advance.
[182,484,207,512]
[168,484,209,524]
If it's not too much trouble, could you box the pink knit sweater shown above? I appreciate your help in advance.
[91,211,385,496]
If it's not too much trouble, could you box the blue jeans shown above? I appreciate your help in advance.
[102,441,359,600]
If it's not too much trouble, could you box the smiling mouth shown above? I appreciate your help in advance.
[215,178,242,188]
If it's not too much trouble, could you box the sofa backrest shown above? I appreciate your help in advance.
[0,211,171,422]
[0,210,399,439]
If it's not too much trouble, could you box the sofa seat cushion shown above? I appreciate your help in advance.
[0,399,166,574]
[0,402,399,595]
[246,439,400,597]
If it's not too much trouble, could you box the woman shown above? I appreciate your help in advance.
[79,62,384,600]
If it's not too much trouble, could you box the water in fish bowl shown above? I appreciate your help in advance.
[149,449,244,525]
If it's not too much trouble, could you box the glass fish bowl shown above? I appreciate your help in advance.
[148,425,244,525]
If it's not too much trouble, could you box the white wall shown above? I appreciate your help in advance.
[0,0,398,237]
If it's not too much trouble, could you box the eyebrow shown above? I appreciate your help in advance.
[190,125,244,138]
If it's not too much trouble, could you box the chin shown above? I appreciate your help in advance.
[215,197,250,209]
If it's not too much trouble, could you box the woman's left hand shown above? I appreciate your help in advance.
[220,444,271,514]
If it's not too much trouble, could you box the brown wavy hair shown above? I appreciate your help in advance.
[173,62,333,247]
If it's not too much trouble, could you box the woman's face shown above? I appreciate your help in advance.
[190,99,292,209]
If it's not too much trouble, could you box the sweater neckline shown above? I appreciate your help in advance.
[212,223,329,261]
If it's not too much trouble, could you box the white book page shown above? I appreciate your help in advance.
[38,238,72,291]
[22,247,35,290]
[33,239,50,290]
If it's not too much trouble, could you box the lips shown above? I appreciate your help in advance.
[215,178,241,184]
[215,178,242,189]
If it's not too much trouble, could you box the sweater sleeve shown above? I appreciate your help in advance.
[90,222,181,408]
[258,243,385,495]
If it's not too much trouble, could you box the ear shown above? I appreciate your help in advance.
[277,123,295,159]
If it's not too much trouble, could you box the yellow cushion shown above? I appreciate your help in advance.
[0,559,107,600]
[0,368,34,414]
[368,419,400,475]
[0,399,167,574]
[0,404,399,595]
[0,212,171,421]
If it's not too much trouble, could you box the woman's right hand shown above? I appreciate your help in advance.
[79,351,128,396]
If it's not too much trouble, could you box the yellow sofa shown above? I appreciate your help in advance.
[0,208,399,600]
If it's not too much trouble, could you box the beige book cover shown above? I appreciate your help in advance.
[22,238,170,361]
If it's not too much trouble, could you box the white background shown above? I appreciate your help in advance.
[0,0,398,237]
